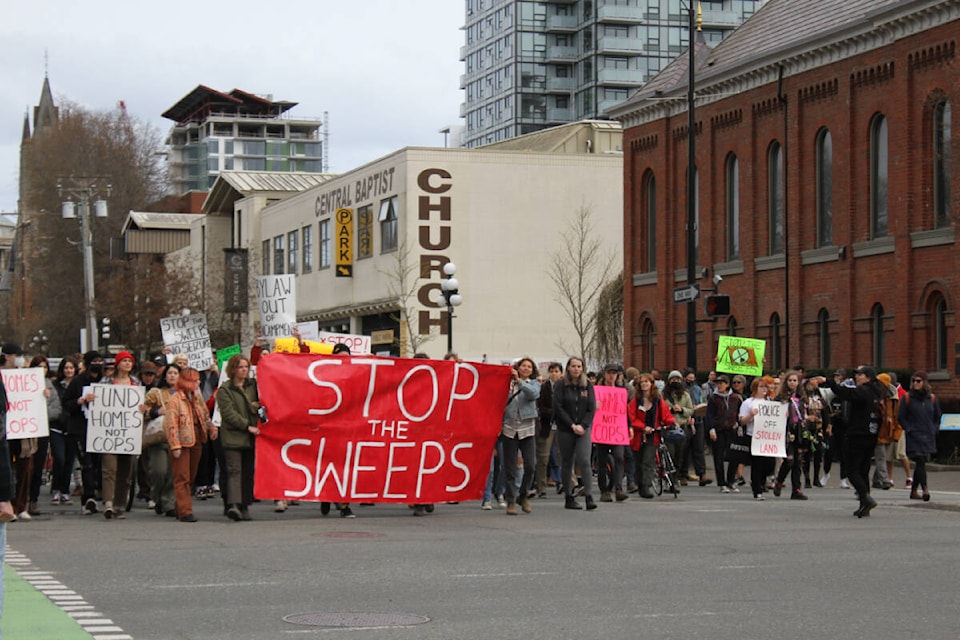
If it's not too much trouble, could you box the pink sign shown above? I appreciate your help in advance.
[591,385,629,446]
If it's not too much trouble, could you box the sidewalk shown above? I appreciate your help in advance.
[1,567,94,640]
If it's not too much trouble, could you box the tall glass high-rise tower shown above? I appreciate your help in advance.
[460,0,762,148]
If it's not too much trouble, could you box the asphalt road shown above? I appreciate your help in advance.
[6,470,960,640]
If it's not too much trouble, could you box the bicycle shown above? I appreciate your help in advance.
[652,440,680,498]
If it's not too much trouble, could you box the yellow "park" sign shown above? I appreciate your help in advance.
[716,336,766,377]
[335,208,353,277]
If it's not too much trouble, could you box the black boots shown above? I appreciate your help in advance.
[565,495,583,510]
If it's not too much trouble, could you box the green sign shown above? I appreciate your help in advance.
[716,336,766,377]
[216,344,242,370]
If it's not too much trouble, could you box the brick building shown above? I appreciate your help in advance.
[611,0,958,396]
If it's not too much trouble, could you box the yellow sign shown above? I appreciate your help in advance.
[335,208,353,277]
[716,335,766,377]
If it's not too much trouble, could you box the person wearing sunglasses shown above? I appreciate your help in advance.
[898,371,941,501]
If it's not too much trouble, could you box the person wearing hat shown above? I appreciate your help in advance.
[662,371,694,487]
[898,370,941,501]
[705,374,743,492]
[814,366,888,517]
[596,364,628,503]
[98,351,143,519]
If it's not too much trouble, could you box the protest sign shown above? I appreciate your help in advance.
[254,354,511,504]
[86,383,145,454]
[3,367,49,440]
[217,344,242,370]
[256,275,296,339]
[296,321,319,342]
[161,313,214,370]
[316,331,372,355]
[751,399,787,458]
[716,335,766,377]
[591,386,629,446]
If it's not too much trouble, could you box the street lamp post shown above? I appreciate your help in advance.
[438,262,463,354]
[58,176,111,352]
[684,2,700,370]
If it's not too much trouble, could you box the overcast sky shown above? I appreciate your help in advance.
[0,1,465,213]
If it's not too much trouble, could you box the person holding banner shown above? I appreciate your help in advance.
[554,356,597,510]
[99,351,143,519]
[771,371,810,501]
[739,376,777,500]
[500,358,541,515]
[596,364,628,503]
[164,367,218,522]
[216,355,260,522]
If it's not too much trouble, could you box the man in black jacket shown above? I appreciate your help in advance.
[817,366,887,518]
[61,351,105,514]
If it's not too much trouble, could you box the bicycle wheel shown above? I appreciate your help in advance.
[660,446,679,498]
[652,450,664,496]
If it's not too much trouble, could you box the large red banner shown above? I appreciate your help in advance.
[254,353,511,504]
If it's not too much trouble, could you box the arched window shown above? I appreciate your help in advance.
[768,141,784,254]
[932,294,948,371]
[818,308,831,369]
[770,312,782,371]
[726,316,739,337]
[870,114,888,238]
[815,128,833,247]
[933,100,952,229]
[871,304,885,367]
[639,316,656,371]
[643,171,656,272]
[726,153,740,260]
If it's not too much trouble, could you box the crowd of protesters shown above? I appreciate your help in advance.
[0,336,945,528]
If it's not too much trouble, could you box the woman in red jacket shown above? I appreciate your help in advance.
[628,372,675,499]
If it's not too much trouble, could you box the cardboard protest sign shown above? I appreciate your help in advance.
[86,383,145,454]
[161,314,214,370]
[750,399,787,458]
[316,331,372,355]
[3,367,49,440]
[296,320,319,342]
[256,275,296,339]
[716,336,766,377]
[591,385,629,446]
[254,354,511,504]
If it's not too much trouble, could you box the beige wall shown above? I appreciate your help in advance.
[261,146,623,364]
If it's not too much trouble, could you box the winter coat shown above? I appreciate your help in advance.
[898,389,941,455]
[553,380,596,433]
[164,389,213,452]
[216,379,260,451]
[824,378,886,439]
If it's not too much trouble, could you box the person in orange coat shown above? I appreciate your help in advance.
[164,368,218,522]
[627,372,676,499]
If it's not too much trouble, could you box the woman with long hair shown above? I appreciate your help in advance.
[49,357,78,505]
[27,355,61,516]
[216,355,260,521]
[144,364,180,517]
[739,376,776,500]
[164,367,218,522]
[500,357,540,515]
[898,371,941,502]
[553,356,596,510]
[773,370,809,500]
[99,351,142,519]
[628,372,675,499]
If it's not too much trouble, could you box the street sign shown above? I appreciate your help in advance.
[673,283,700,303]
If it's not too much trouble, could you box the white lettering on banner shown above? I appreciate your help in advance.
[160,314,214,370]
[304,358,479,422]
[256,275,297,339]
[86,383,144,454]
[279,437,472,500]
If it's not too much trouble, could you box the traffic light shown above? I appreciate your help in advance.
[705,294,731,317]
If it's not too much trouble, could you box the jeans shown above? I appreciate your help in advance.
[483,440,505,502]
[146,443,175,512]
[49,430,76,496]
[501,433,535,504]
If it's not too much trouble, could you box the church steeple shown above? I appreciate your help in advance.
[21,111,31,143]
[32,75,58,135]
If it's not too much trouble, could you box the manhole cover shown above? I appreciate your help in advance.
[284,612,429,628]
[311,531,385,538]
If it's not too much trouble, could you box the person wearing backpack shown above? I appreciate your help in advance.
[898,370,941,502]
[815,366,887,518]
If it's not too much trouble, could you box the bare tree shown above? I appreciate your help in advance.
[592,270,624,366]
[547,205,615,365]
[379,241,434,357]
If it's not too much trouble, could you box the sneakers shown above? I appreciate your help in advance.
[773,482,783,497]
[754,494,766,501]
[820,472,831,486]
[51,491,62,505]
[340,506,356,518]
[496,495,507,508]
[226,506,242,521]
[839,478,851,489]
[274,500,288,512]
[413,505,426,516]
[721,486,731,494]
[736,476,747,487]
[103,501,115,519]
[16,510,31,521]
[729,486,740,494]
[58,494,72,505]
[480,500,492,510]
[790,490,808,500]
[905,477,913,489]
[84,498,98,514]
[180,513,198,522]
